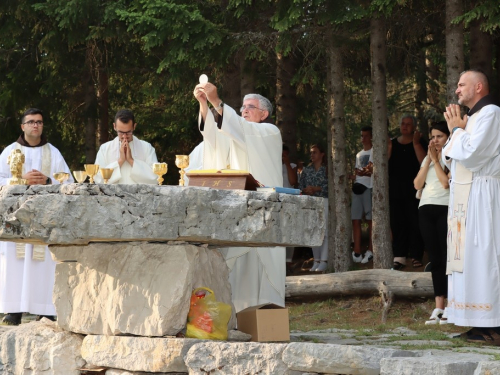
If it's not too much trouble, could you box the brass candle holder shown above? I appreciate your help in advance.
[73,170,88,183]
[152,163,168,185]
[53,172,69,184]
[84,164,99,184]
[175,155,189,186]
[99,168,114,184]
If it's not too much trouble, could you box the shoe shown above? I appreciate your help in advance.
[36,315,56,322]
[439,308,448,325]
[424,262,432,272]
[315,261,328,272]
[352,251,362,263]
[1,313,22,326]
[425,308,444,325]
[309,261,320,272]
[361,250,373,264]
[392,261,405,270]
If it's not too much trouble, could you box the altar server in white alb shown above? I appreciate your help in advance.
[193,81,285,313]
[443,69,500,345]
[0,108,73,325]
[94,109,158,184]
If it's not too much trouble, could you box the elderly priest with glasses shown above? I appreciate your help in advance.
[0,108,73,325]
[94,109,158,184]
[192,81,285,313]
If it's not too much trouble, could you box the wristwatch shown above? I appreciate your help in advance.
[215,101,224,111]
[45,176,52,185]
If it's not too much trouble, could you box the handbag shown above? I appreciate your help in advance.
[352,182,368,195]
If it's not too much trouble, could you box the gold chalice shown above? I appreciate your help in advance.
[152,163,168,185]
[175,155,189,186]
[84,164,99,184]
[53,172,69,184]
[73,170,88,183]
[99,168,114,184]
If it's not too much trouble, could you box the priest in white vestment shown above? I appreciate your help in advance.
[193,82,285,313]
[0,108,73,325]
[95,109,158,184]
[443,70,500,344]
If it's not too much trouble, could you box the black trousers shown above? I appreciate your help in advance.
[419,204,448,297]
[390,196,424,261]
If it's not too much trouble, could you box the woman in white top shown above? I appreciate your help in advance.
[414,122,450,325]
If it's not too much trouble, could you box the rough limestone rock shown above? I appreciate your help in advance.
[282,342,419,374]
[106,370,185,375]
[0,319,85,375]
[474,361,500,375]
[380,352,494,375]
[82,335,200,373]
[52,242,236,336]
[184,342,289,375]
[0,184,324,247]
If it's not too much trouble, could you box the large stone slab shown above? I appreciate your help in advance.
[82,336,200,373]
[52,242,236,336]
[282,342,419,374]
[0,319,85,375]
[380,352,493,375]
[0,184,324,247]
[184,342,289,375]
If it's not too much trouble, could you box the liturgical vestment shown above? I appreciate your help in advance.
[0,140,73,315]
[443,97,500,327]
[94,136,158,184]
[199,105,285,312]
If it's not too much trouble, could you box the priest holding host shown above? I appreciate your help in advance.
[0,108,73,325]
[94,109,158,185]
[443,69,500,345]
[192,80,285,313]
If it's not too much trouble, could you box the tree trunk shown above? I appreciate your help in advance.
[415,45,428,138]
[84,50,98,164]
[370,15,392,269]
[445,0,464,104]
[470,20,492,79]
[240,58,256,98]
[221,59,241,111]
[327,40,350,273]
[285,269,433,298]
[98,67,109,146]
[276,51,298,160]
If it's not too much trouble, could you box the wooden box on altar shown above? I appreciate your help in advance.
[186,170,260,191]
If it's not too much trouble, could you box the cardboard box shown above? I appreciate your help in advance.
[236,303,290,342]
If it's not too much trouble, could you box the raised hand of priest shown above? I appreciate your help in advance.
[444,104,467,132]
[199,82,220,107]
[193,84,207,103]
[23,169,47,185]
[118,138,128,166]
[125,140,134,166]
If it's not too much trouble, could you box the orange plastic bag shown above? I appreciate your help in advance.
[186,287,232,340]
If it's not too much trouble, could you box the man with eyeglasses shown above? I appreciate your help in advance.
[0,107,73,325]
[94,109,158,184]
[193,81,284,313]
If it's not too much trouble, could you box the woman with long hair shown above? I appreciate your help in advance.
[414,122,450,325]
[299,144,329,272]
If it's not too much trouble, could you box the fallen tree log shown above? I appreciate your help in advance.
[285,269,433,299]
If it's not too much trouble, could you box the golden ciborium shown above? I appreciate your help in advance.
[53,172,69,184]
[152,163,168,185]
[175,155,189,186]
[73,170,88,183]
[84,164,99,184]
[99,168,114,184]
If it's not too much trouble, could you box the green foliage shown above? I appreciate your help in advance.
[455,0,500,32]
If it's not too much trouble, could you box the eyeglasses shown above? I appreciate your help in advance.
[240,105,264,113]
[116,130,133,136]
[23,120,43,127]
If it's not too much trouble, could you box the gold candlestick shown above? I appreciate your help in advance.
[73,170,88,183]
[53,172,69,184]
[84,164,99,184]
[175,155,189,186]
[99,168,114,184]
[152,163,168,185]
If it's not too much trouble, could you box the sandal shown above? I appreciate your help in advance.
[393,261,405,270]
[467,328,500,346]
[453,327,483,340]
[412,259,423,268]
